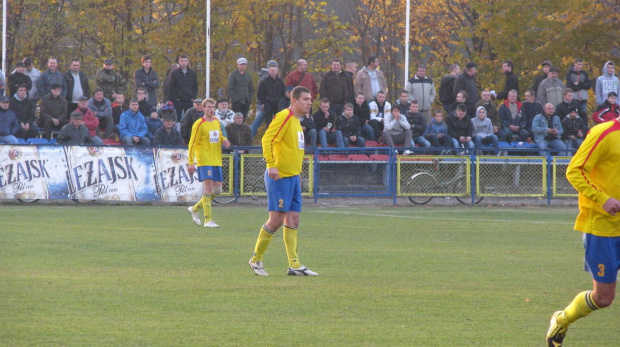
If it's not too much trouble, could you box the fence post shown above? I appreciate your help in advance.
[392,150,397,205]
[313,147,318,203]
[547,151,552,205]
[233,149,240,203]
[470,152,476,205]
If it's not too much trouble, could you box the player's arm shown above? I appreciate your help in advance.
[187,119,202,172]
[566,133,610,207]
[261,111,290,169]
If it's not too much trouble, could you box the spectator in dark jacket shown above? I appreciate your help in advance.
[555,88,586,122]
[0,96,20,144]
[405,101,432,149]
[251,65,285,137]
[453,62,478,104]
[169,55,198,117]
[64,59,90,115]
[532,60,551,97]
[136,87,157,119]
[153,112,183,146]
[8,62,32,96]
[37,58,67,99]
[57,111,102,145]
[446,104,474,150]
[134,55,160,105]
[439,64,460,114]
[277,86,293,113]
[39,84,68,139]
[337,103,365,147]
[227,57,254,120]
[450,91,475,119]
[562,107,588,151]
[313,98,344,148]
[162,63,179,104]
[495,60,519,100]
[180,99,204,143]
[353,93,373,141]
[565,58,592,114]
[320,60,352,116]
[225,112,252,153]
[300,111,317,149]
[10,85,38,139]
[88,88,115,139]
[498,90,528,142]
[522,89,544,139]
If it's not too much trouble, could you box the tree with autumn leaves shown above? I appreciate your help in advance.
[1,0,619,111]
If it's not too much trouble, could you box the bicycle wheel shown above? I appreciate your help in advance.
[213,195,238,204]
[453,176,484,205]
[406,172,437,205]
[17,198,39,203]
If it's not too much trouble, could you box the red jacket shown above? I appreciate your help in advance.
[76,107,99,136]
[592,101,620,124]
[285,69,318,100]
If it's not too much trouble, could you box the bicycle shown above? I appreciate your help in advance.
[403,157,484,205]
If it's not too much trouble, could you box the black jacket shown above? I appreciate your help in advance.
[320,70,352,104]
[496,71,519,100]
[312,110,336,131]
[555,99,586,121]
[8,72,32,96]
[336,115,361,138]
[561,116,588,140]
[257,76,285,109]
[64,70,90,101]
[439,74,457,105]
[446,113,473,138]
[405,112,427,138]
[134,68,160,104]
[169,68,198,102]
[180,107,203,143]
[353,101,370,126]
[453,72,478,104]
[153,126,184,146]
[9,96,36,125]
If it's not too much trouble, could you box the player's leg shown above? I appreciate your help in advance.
[199,179,215,226]
[249,211,285,276]
[284,177,317,276]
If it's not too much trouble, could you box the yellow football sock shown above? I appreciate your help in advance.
[251,225,275,263]
[283,225,300,269]
[557,291,599,327]
[201,193,212,221]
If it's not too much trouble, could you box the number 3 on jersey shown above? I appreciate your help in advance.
[597,264,605,277]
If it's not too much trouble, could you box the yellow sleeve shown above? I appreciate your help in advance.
[262,109,292,169]
[187,119,202,165]
[566,124,610,206]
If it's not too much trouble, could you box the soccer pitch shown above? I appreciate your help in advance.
[1,204,618,346]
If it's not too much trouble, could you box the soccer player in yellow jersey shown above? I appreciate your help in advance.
[248,86,318,276]
[187,98,230,228]
[546,117,620,346]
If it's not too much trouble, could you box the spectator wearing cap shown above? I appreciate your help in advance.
[562,107,588,151]
[537,66,566,107]
[74,96,103,145]
[277,86,293,113]
[19,57,42,100]
[10,85,38,140]
[252,63,285,137]
[227,57,254,121]
[57,111,103,145]
[134,55,160,105]
[453,62,479,104]
[226,112,252,153]
[38,83,68,140]
[95,59,126,101]
[88,88,115,139]
[157,101,178,122]
[153,112,183,146]
[532,60,552,96]
[119,98,150,145]
[180,98,204,143]
[0,96,20,144]
[8,62,32,96]
[169,54,198,118]
[320,59,353,117]
[36,58,67,100]
[287,59,319,102]
[592,91,620,124]
[215,98,235,138]
[64,59,91,116]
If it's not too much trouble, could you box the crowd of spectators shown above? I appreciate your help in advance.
[0,54,619,157]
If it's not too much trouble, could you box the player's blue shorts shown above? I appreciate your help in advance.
[197,166,223,182]
[265,170,302,213]
[583,233,620,284]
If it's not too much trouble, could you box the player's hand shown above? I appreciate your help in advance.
[602,198,620,216]
[188,165,196,175]
[268,167,280,180]
[223,140,230,148]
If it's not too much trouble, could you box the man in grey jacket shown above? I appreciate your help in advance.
[227,57,254,121]
[595,61,620,106]
[405,64,436,122]
[532,103,567,156]
[383,107,412,154]
[37,58,67,99]
[471,106,499,154]
[537,67,565,107]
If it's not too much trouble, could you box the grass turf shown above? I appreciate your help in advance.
[0,204,618,346]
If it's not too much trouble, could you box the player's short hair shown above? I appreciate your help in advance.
[291,86,310,100]
[202,98,216,106]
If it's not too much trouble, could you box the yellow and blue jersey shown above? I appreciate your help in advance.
[567,119,620,237]
[187,116,227,167]
[262,108,304,178]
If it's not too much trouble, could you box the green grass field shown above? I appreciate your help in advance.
[1,204,618,346]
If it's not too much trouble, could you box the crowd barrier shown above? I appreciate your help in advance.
[0,144,577,204]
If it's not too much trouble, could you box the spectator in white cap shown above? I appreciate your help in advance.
[227,57,254,121]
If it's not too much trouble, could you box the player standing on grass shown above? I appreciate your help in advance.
[248,86,318,276]
[187,98,230,228]
[546,116,620,346]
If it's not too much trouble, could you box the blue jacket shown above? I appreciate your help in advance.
[145,117,163,140]
[0,108,20,136]
[119,109,148,138]
[532,113,563,142]
[424,119,448,137]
